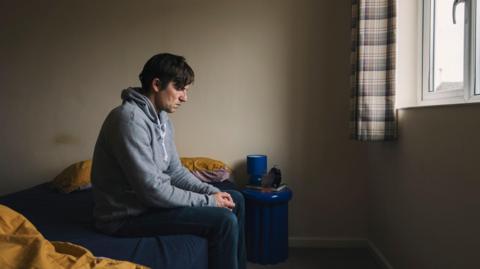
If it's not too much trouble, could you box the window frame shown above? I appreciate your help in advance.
[420,0,480,106]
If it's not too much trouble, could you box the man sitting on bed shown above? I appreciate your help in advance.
[91,53,246,269]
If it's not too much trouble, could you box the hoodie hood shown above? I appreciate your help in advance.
[121,87,168,125]
[121,87,169,162]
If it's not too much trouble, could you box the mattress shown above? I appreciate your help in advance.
[0,180,238,269]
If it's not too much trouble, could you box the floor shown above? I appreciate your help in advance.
[247,248,382,269]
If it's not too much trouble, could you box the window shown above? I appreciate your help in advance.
[421,0,480,105]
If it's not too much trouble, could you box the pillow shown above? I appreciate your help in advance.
[50,160,92,193]
[180,157,231,172]
[180,157,232,182]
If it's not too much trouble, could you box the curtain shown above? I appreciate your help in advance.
[350,0,397,141]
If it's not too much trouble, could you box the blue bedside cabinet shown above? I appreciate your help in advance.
[241,187,293,265]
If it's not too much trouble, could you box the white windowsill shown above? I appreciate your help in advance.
[397,96,480,109]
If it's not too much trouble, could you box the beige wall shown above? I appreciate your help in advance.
[368,106,480,269]
[0,0,367,240]
[395,0,420,108]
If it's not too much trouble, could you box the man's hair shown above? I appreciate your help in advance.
[139,53,194,92]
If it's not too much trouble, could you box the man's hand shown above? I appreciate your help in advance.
[213,192,235,210]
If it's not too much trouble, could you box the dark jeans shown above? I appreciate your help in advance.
[112,190,246,269]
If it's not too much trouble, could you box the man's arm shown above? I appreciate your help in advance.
[108,117,217,208]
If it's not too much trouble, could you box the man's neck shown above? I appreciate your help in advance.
[145,92,160,113]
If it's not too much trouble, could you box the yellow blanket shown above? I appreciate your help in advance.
[0,204,147,269]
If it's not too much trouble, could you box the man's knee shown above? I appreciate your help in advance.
[221,208,238,225]
[227,190,244,208]
[215,208,238,232]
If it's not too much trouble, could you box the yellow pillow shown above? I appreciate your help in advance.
[180,157,231,172]
[51,160,92,193]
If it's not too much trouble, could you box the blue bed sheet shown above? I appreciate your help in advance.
[0,180,238,269]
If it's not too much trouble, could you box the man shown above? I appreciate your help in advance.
[91,53,246,269]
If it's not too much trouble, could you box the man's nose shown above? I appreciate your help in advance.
[179,90,188,102]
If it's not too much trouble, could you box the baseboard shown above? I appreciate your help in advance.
[288,237,369,248]
[288,237,394,269]
[367,241,394,269]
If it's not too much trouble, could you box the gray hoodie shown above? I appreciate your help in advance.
[91,87,220,226]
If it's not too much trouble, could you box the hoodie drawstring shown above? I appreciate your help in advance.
[159,123,168,162]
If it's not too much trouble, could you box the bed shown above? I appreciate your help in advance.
[0,181,239,269]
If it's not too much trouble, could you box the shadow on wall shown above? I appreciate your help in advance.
[231,161,248,187]
[280,0,368,237]
[285,0,354,185]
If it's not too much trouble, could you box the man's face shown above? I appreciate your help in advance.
[154,81,189,113]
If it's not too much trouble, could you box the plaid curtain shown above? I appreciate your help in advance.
[350,0,397,141]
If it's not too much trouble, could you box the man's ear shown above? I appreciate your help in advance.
[151,78,161,93]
